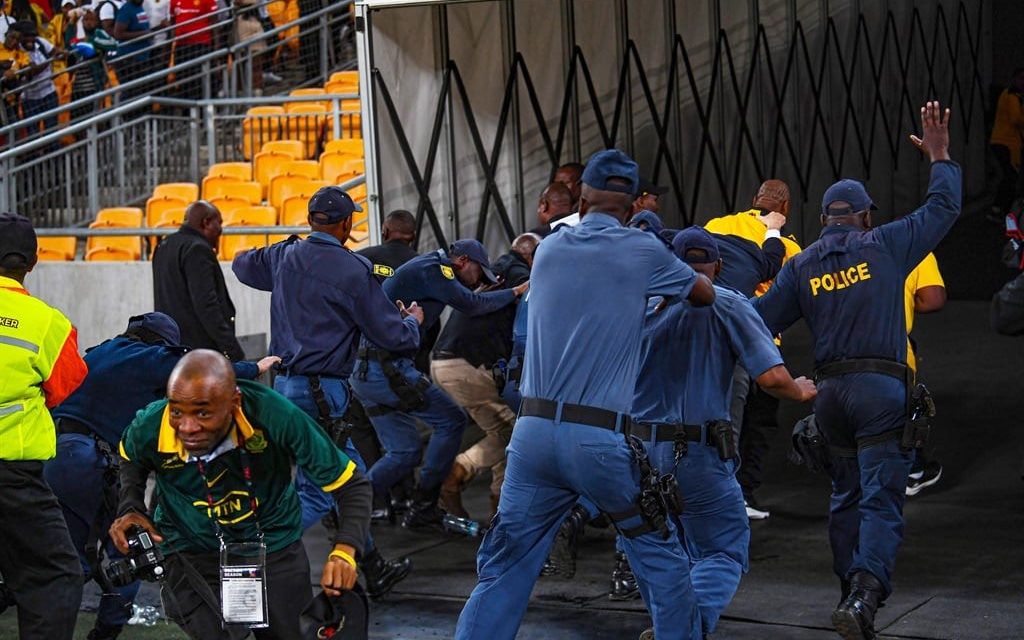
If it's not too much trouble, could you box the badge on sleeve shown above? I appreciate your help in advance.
[373,264,394,278]
[440,265,455,280]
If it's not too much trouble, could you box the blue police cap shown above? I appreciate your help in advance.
[627,210,665,235]
[450,238,498,284]
[821,179,877,216]
[308,186,363,224]
[0,213,36,268]
[581,149,639,195]
[672,227,721,264]
[126,312,181,346]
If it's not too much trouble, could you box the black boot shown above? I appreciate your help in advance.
[832,570,884,640]
[362,548,413,600]
[401,485,446,531]
[609,551,640,601]
[839,577,851,605]
[87,623,123,640]
[543,504,588,579]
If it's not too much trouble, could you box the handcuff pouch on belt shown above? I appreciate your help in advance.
[308,375,353,447]
[815,358,934,452]
[788,414,835,473]
[608,435,671,539]
[357,348,429,414]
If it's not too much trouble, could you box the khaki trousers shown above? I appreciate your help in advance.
[430,357,515,494]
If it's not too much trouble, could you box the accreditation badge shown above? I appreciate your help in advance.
[219,541,269,628]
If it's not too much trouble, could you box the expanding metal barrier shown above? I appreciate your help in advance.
[0,0,355,151]
[0,94,360,226]
[362,0,988,249]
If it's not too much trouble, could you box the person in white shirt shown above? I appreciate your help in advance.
[15,20,63,134]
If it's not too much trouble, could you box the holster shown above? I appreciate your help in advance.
[308,375,354,447]
[358,348,430,414]
[708,420,737,461]
[612,435,671,540]
[788,414,835,473]
[902,383,935,450]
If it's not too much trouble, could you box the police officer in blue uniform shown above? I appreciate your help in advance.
[44,312,276,640]
[753,102,961,640]
[351,238,528,531]
[232,186,425,598]
[455,149,716,640]
[629,228,815,638]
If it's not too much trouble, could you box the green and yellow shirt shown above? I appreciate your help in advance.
[119,379,355,554]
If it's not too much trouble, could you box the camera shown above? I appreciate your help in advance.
[104,525,166,587]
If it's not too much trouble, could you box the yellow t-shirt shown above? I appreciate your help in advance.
[991,89,1024,167]
[703,208,802,296]
[904,252,944,372]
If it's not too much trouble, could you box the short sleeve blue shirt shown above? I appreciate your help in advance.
[632,286,783,425]
[521,212,700,414]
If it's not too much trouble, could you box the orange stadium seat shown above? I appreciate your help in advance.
[321,155,364,184]
[255,153,294,198]
[95,207,143,227]
[146,196,188,227]
[261,140,304,157]
[347,183,367,206]
[242,107,285,160]
[271,178,326,211]
[283,103,327,158]
[329,70,358,85]
[37,237,76,261]
[280,196,311,226]
[207,162,253,182]
[209,197,252,217]
[219,234,269,261]
[153,183,199,202]
[323,138,364,159]
[289,88,327,109]
[86,224,142,261]
[280,160,320,181]
[147,206,186,251]
[325,80,358,96]
[203,178,262,204]
[223,206,277,228]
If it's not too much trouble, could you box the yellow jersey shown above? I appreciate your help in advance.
[704,208,802,296]
[904,252,944,372]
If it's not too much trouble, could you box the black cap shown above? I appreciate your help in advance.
[126,312,181,346]
[0,213,37,269]
[627,210,665,235]
[308,186,363,224]
[299,587,368,639]
[672,227,721,264]
[450,238,498,284]
[581,149,639,195]
[636,178,668,197]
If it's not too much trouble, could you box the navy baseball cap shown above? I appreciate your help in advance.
[308,186,363,224]
[672,227,721,264]
[636,178,668,197]
[581,149,639,195]
[126,312,181,346]
[0,213,37,268]
[450,238,498,284]
[821,179,877,215]
[628,210,665,235]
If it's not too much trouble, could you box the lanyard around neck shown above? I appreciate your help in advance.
[194,445,263,542]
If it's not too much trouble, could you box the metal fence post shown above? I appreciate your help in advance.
[87,123,99,216]
[205,103,218,167]
[190,107,201,184]
[114,114,125,207]
[320,13,329,82]
[0,156,10,213]
[203,60,212,100]
[331,97,341,140]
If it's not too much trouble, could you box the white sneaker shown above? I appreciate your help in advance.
[264,71,284,83]
[745,500,770,520]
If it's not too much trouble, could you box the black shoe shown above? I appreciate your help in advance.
[832,571,884,640]
[401,485,446,531]
[87,623,123,640]
[362,549,413,600]
[609,552,640,601]
[906,461,942,496]
[371,505,395,523]
[545,504,588,579]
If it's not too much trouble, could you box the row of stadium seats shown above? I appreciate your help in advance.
[242,71,362,160]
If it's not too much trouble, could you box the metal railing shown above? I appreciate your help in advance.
[0,0,355,150]
[0,94,362,226]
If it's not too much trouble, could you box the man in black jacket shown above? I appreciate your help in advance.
[433,233,538,520]
[152,201,245,361]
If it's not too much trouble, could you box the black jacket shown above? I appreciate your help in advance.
[152,226,245,361]
[992,271,1024,336]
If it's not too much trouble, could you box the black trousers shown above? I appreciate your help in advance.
[0,460,83,640]
[161,539,314,640]
[736,385,780,499]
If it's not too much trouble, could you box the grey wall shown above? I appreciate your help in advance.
[25,263,271,354]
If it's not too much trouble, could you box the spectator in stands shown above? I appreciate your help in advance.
[67,9,116,120]
[531,182,573,236]
[990,67,1024,218]
[232,0,265,93]
[553,161,584,209]
[4,0,45,34]
[142,0,169,81]
[93,0,123,35]
[170,0,215,98]
[112,0,152,99]
[152,200,247,361]
[0,24,28,127]
[0,0,15,43]
[15,20,64,135]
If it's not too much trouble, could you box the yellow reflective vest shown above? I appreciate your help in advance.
[0,275,87,460]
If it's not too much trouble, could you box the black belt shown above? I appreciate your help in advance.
[56,417,91,436]
[432,351,460,361]
[358,347,393,361]
[815,358,909,383]
[630,422,707,444]
[519,397,631,432]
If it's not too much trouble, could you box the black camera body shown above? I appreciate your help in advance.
[104,525,166,587]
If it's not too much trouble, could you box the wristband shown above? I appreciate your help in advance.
[329,549,357,569]
[764,229,781,239]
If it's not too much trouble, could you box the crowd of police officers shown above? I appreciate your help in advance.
[0,100,960,640]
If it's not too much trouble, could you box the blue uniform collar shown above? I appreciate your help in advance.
[579,212,623,228]
[819,223,862,238]
[309,231,343,247]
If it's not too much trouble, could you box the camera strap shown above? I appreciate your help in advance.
[195,448,269,629]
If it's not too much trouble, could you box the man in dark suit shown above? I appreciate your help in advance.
[152,200,245,361]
